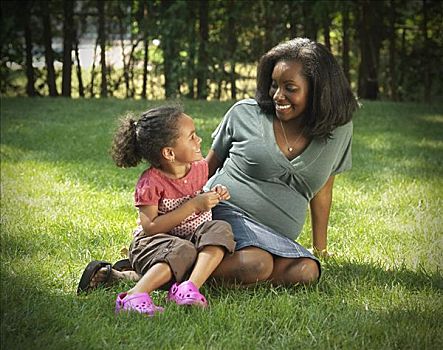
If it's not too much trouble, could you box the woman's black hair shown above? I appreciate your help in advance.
[255,37,359,139]
[111,105,184,168]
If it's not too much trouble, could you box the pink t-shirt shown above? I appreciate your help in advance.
[134,160,212,238]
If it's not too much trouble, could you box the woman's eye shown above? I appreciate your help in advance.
[287,85,297,92]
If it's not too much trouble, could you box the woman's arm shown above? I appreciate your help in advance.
[206,149,222,178]
[309,176,335,256]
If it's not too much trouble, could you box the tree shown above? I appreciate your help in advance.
[197,0,209,100]
[388,0,398,101]
[302,0,318,40]
[97,0,107,97]
[421,0,431,102]
[140,0,151,100]
[357,0,384,100]
[341,1,351,84]
[24,0,36,97]
[62,0,74,97]
[40,0,58,96]
[226,0,237,100]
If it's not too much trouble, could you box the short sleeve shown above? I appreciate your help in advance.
[134,175,162,207]
[211,105,235,162]
[331,122,353,175]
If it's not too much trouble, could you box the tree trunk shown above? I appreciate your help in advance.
[186,1,197,99]
[357,0,381,100]
[342,3,351,84]
[141,0,149,99]
[388,0,398,101]
[422,0,431,102]
[24,0,36,97]
[62,0,74,97]
[323,13,331,51]
[142,36,149,99]
[89,39,99,97]
[41,0,57,96]
[97,0,107,98]
[118,17,130,98]
[74,37,84,97]
[287,0,298,39]
[396,27,407,100]
[302,1,318,40]
[227,0,237,100]
[197,0,209,100]
[161,0,180,99]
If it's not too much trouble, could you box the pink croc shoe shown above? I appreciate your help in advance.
[115,292,164,316]
[167,281,208,307]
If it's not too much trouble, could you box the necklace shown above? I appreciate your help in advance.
[279,119,305,153]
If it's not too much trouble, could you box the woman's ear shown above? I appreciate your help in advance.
[161,147,175,162]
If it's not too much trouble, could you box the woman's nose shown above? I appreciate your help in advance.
[273,87,284,101]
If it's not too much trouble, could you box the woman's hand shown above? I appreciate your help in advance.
[308,247,333,260]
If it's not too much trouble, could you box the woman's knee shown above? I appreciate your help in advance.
[291,258,320,285]
[214,247,274,283]
[272,257,320,286]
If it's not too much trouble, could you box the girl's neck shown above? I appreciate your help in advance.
[158,162,191,179]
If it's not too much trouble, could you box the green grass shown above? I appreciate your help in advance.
[1,97,442,349]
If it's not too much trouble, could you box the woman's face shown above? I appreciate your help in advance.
[269,60,309,122]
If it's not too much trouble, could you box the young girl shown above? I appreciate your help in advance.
[110,105,235,315]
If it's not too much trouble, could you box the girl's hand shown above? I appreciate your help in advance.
[191,191,221,212]
[211,184,230,200]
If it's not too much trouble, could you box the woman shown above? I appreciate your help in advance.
[207,37,358,286]
[78,38,358,292]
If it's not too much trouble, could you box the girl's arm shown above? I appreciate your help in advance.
[206,150,222,178]
[309,176,335,257]
[139,191,222,236]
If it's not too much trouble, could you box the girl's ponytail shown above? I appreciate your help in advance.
[111,114,142,168]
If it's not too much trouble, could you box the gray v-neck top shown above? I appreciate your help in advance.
[206,99,353,240]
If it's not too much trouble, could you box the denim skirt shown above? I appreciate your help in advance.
[212,202,319,264]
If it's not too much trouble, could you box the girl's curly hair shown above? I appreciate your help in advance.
[255,37,359,139]
[111,105,184,168]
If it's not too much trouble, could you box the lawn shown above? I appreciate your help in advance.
[1,97,442,349]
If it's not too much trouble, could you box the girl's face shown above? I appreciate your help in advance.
[171,114,203,163]
[269,60,309,122]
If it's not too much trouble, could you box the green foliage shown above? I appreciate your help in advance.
[1,98,442,349]
[1,0,442,101]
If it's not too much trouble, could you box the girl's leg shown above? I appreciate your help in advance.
[188,246,225,288]
[269,257,319,286]
[116,262,171,315]
[211,247,274,285]
[127,262,172,295]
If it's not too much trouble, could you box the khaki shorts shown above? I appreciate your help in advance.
[129,220,235,283]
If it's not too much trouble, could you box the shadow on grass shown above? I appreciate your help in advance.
[320,259,442,293]
[1,258,442,350]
